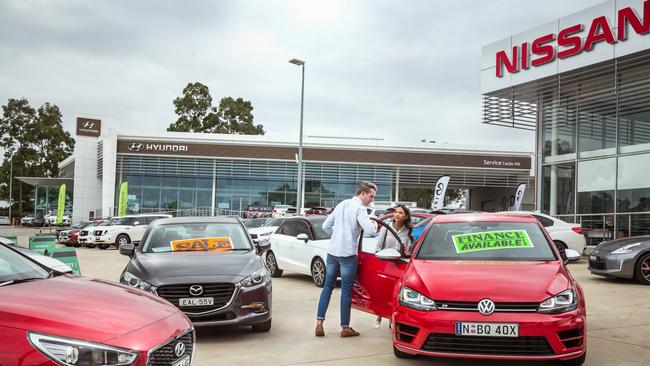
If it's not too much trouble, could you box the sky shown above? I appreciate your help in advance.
[0,0,603,152]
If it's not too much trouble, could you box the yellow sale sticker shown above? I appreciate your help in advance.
[171,237,234,252]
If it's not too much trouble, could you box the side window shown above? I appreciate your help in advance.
[411,216,426,225]
[281,221,312,238]
[534,215,554,227]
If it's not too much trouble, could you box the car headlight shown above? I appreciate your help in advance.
[398,287,437,311]
[122,272,157,293]
[28,332,138,366]
[612,243,641,254]
[538,289,577,314]
[240,267,270,287]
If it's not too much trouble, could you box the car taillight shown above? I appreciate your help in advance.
[571,226,583,235]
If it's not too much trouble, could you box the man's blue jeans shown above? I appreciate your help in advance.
[316,254,358,327]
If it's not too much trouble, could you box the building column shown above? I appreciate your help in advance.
[211,160,216,216]
[394,167,400,202]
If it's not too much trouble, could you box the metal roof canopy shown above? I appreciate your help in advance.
[16,177,74,187]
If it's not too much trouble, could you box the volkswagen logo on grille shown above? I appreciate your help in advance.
[478,298,495,315]
[128,142,144,152]
[189,285,204,296]
[174,341,185,357]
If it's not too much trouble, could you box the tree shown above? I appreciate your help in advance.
[167,82,213,133]
[167,82,265,135]
[0,98,75,218]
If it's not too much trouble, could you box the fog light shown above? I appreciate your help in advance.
[241,303,266,312]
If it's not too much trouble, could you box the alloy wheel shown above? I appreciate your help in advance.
[118,236,128,246]
[312,259,325,287]
[642,257,650,281]
[266,253,277,273]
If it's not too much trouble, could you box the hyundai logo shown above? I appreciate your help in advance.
[174,342,185,357]
[128,142,144,152]
[83,121,95,129]
[477,298,495,315]
[189,285,204,296]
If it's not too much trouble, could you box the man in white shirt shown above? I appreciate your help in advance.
[315,181,378,338]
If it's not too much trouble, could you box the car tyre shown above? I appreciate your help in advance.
[554,241,568,261]
[97,244,110,250]
[85,243,96,249]
[116,234,130,247]
[558,352,586,366]
[265,251,283,277]
[393,345,416,359]
[311,257,326,288]
[252,318,272,332]
[73,243,81,248]
[634,252,650,285]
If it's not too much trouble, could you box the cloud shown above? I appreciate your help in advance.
[0,0,603,151]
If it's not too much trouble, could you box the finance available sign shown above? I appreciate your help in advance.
[452,230,534,254]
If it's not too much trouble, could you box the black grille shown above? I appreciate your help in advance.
[421,333,554,356]
[148,330,194,366]
[157,283,235,313]
[396,323,419,343]
[558,328,583,349]
[589,258,606,270]
[436,301,539,312]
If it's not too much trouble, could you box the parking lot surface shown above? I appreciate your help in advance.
[5,230,650,366]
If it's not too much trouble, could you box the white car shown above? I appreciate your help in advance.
[266,216,331,287]
[90,214,171,249]
[502,211,587,258]
[272,205,292,218]
[248,217,287,244]
[78,218,117,248]
[20,216,33,226]
[44,213,71,226]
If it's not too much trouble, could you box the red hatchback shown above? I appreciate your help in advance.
[0,243,195,366]
[354,213,586,365]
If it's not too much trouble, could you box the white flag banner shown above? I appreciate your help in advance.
[431,175,450,210]
[513,183,526,211]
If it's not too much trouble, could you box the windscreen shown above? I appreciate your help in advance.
[0,245,49,282]
[264,218,284,227]
[141,222,252,253]
[244,219,267,228]
[416,221,556,261]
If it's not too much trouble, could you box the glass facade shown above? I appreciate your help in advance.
[117,156,392,214]
[540,53,650,240]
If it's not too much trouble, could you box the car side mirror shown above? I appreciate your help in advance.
[119,243,135,257]
[256,238,271,254]
[296,233,309,243]
[376,248,401,261]
[564,249,581,264]
[133,221,140,226]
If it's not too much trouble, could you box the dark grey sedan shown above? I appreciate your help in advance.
[118,216,273,331]
[588,235,650,285]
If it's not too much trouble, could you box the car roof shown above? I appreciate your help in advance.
[432,212,540,224]
[150,216,242,226]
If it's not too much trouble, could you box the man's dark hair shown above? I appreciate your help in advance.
[356,181,377,195]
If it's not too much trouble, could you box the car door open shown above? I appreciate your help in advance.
[352,218,409,319]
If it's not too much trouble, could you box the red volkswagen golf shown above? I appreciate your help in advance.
[354,213,586,365]
[0,243,195,366]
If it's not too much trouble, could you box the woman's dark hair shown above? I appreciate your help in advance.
[393,203,414,243]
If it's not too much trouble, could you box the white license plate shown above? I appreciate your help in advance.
[589,255,597,261]
[172,355,191,366]
[179,297,214,307]
[455,322,519,337]
[94,237,100,241]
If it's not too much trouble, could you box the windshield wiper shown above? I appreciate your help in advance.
[0,277,47,287]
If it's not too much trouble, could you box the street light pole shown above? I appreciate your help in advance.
[8,155,12,225]
[289,58,306,213]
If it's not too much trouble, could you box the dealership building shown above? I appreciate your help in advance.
[19,117,534,224]
[482,0,650,242]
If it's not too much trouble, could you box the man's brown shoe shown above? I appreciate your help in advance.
[340,327,360,338]
[315,324,325,337]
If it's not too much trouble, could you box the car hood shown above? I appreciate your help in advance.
[248,226,279,235]
[129,251,261,285]
[405,260,569,303]
[594,236,650,253]
[0,276,180,343]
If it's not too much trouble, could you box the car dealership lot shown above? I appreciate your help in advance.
[6,232,650,366]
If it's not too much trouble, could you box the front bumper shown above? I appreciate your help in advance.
[588,252,637,279]
[392,306,586,361]
[158,282,272,327]
[92,234,115,244]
